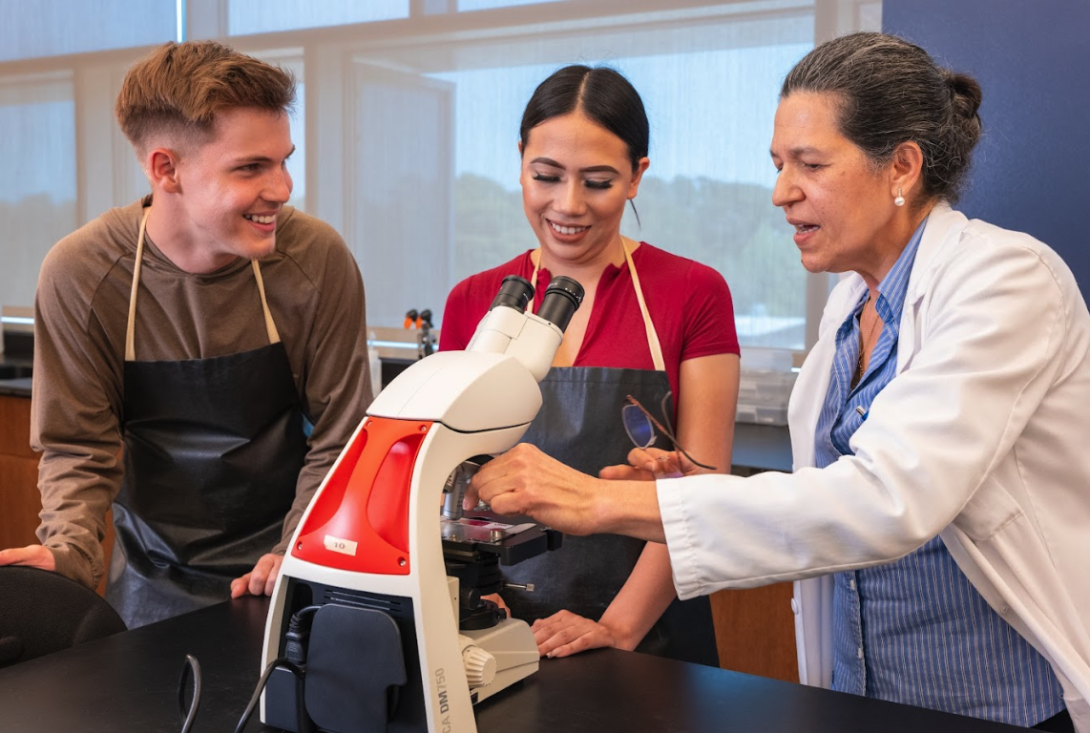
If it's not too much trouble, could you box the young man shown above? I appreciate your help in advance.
[0,41,372,627]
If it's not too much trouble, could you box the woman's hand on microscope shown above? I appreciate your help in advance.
[467,443,667,543]
[466,444,602,535]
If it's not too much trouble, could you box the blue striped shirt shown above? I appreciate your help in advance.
[813,219,1064,726]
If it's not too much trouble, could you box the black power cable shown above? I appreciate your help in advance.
[235,604,321,732]
[284,605,321,665]
[176,606,321,732]
[233,657,306,733]
[177,654,202,733]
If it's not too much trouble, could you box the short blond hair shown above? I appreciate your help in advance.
[116,40,295,154]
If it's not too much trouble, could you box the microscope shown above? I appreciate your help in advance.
[260,274,583,733]
[404,309,437,360]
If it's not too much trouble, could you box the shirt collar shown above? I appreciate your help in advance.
[869,216,928,327]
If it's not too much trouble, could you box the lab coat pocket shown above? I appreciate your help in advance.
[951,481,1023,544]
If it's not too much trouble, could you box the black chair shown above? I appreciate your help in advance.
[0,565,127,668]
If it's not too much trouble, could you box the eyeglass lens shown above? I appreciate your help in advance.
[622,404,656,448]
[623,393,717,472]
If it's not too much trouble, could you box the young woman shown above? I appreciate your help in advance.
[440,65,740,665]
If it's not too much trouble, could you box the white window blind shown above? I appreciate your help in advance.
[0,72,77,309]
[0,0,177,62]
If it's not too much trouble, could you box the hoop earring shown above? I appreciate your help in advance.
[894,187,905,207]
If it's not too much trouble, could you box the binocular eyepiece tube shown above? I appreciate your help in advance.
[537,276,584,333]
[489,275,535,314]
[489,274,585,333]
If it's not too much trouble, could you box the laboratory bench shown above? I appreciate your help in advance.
[0,596,1034,733]
[0,354,799,684]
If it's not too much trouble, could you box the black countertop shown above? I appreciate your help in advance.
[0,376,31,397]
[0,596,1033,733]
[732,421,792,473]
[0,354,32,397]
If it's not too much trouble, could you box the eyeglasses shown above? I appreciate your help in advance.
[621,393,717,472]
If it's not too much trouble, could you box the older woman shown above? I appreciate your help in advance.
[470,33,1090,733]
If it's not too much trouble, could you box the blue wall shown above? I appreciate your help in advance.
[883,1,1090,290]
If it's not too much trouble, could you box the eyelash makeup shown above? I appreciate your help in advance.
[531,173,613,190]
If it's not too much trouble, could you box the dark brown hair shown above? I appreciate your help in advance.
[520,65,649,171]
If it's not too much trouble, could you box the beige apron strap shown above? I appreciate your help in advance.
[622,237,665,372]
[125,208,280,361]
[250,260,281,344]
[530,249,542,295]
[530,240,664,372]
[125,208,151,362]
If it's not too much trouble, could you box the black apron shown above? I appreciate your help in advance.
[500,240,719,667]
[106,209,307,628]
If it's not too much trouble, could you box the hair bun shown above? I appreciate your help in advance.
[943,69,983,120]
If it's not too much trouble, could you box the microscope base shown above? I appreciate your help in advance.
[463,618,539,704]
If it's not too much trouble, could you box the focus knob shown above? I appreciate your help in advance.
[461,644,497,688]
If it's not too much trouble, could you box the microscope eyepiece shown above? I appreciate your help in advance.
[537,276,584,333]
[490,275,535,313]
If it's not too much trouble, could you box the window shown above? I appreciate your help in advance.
[335,4,815,346]
[0,0,177,62]
[454,0,565,11]
[225,0,408,36]
[419,17,813,347]
[252,51,307,211]
[0,72,76,309]
[0,0,880,354]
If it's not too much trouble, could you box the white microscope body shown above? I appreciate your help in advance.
[260,275,582,733]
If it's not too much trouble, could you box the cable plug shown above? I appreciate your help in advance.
[284,606,320,667]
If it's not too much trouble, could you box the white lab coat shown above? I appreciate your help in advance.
[658,203,1090,731]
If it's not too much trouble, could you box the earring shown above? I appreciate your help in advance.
[894,187,905,207]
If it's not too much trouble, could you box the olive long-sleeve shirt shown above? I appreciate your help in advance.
[31,198,372,589]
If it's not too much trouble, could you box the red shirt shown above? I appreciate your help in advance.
[439,243,738,400]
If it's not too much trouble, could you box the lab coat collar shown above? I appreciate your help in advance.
[904,202,967,308]
[896,203,968,369]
